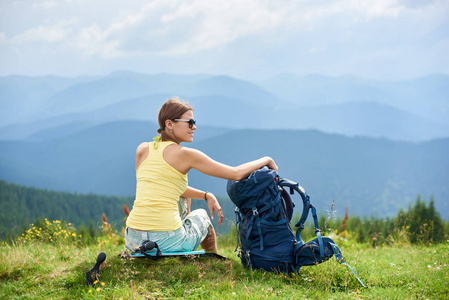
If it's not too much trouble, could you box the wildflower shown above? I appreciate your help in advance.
[96,287,101,292]
[88,289,92,293]
[101,282,105,286]
[72,233,77,237]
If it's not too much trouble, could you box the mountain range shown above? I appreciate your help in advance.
[0,121,447,219]
[1,72,448,141]
[0,71,448,221]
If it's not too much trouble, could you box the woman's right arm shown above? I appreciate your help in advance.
[182,147,278,181]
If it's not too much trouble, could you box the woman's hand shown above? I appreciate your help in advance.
[206,192,223,227]
[181,187,223,226]
[264,156,278,172]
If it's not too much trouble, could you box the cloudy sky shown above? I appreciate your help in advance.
[1,0,448,80]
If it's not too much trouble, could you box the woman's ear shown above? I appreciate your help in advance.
[165,119,173,130]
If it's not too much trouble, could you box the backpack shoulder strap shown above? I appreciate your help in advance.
[279,178,324,258]
[278,178,310,237]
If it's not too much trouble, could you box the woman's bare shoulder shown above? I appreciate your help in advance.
[136,142,149,153]
[178,145,202,155]
[135,142,150,170]
[164,144,202,160]
[178,146,210,162]
[136,142,150,160]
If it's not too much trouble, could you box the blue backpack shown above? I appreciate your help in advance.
[227,167,365,287]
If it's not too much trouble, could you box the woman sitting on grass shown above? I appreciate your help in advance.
[125,97,278,254]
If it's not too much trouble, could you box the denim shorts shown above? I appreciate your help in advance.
[125,198,212,253]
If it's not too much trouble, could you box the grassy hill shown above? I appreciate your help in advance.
[1,179,447,298]
[1,226,448,299]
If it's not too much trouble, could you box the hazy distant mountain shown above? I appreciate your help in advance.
[0,75,99,127]
[0,71,449,141]
[1,72,447,142]
[0,118,96,141]
[0,93,271,141]
[259,73,389,106]
[40,77,152,118]
[30,72,283,121]
[185,75,282,106]
[1,122,447,219]
[271,101,448,141]
[259,73,449,125]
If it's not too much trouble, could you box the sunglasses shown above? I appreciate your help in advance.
[173,119,196,128]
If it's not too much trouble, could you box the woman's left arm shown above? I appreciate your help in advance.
[182,186,223,226]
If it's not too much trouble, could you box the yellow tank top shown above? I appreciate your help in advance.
[126,141,188,231]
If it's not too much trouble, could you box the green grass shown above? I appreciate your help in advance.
[1,230,448,300]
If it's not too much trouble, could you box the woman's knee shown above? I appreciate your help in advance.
[191,208,209,220]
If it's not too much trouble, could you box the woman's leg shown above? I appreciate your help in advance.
[200,226,218,253]
[182,208,217,253]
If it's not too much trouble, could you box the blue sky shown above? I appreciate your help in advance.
[1,0,448,80]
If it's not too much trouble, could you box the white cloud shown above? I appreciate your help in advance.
[77,24,123,58]
[0,0,447,78]
[70,0,282,57]
[8,19,75,44]
[3,0,438,55]
[35,1,58,9]
[339,0,404,19]
[156,0,286,54]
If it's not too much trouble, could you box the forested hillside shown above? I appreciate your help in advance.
[0,180,235,239]
[0,180,133,239]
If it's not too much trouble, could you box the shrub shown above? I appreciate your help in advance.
[17,218,82,245]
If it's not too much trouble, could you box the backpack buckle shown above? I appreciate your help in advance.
[252,209,259,216]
